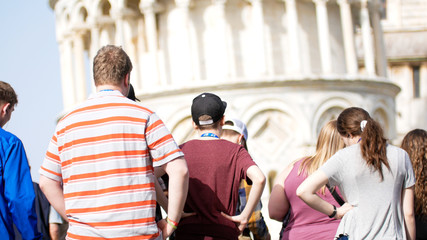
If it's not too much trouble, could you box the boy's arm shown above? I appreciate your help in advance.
[222,165,266,232]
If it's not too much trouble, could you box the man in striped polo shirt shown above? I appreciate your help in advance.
[39,45,189,240]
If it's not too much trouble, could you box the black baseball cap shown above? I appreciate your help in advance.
[191,93,227,126]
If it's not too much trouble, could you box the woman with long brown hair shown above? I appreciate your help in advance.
[268,120,345,239]
[401,129,427,240]
[297,107,416,240]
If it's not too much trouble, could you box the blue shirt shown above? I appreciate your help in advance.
[0,128,41,239]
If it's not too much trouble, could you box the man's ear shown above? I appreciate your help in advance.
[220,116,225,126]
[1,103,10,117]
[192,121,198,130]
[237,134,244,145]
[124,73,130,87]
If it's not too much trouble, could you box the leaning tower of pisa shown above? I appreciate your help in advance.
[49,0,400,234]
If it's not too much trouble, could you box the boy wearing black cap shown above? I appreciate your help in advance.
[175,93,266,240]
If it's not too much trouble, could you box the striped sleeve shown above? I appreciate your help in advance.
[39,133,63,182]
[145,113,183,167]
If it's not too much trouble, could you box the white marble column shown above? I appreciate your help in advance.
[338,0,358,75]
[213,0,229,79]
[123,16,143,90]
[420,63,427,98]
[59,37,76,109]
[89,20,100,58]
[360,0,375,76]
[140,0,163,86]
[250,0,267,76]
[314,0,332,74]
[73,31,88,103]
[114,3,126,47]
[174,0,194,83]
[371,1,387,77]
[284,0,301,74]
[99,24,114,47]
[89,25,100,93]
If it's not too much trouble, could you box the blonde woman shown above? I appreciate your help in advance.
[401,129,427,240]
[268,120,344,239]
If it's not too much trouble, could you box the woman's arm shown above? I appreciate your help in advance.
[296,170,352,219]
[402,186,416,240]
[268,163,293,221]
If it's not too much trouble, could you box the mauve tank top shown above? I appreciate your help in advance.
[282,158,341,240]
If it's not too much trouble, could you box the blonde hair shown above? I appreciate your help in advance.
[401,129,427,220]
[298,120,345,193]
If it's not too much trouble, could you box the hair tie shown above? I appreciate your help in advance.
[360,120,367,132]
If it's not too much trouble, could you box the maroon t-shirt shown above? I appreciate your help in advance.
[176,139,256,239]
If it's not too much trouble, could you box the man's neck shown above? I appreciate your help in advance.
[96,85,126,96]
[197,128,222,140]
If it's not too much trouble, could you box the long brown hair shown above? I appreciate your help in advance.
[337,107,390,180]
[298,120,345,192]
[401,129,427,219]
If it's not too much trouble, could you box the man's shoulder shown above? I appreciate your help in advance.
[0,128,21,145]
[60,97,155,122]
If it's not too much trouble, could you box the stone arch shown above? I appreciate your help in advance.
[241,98,310,164]
[372,103,392,138]
[91,0,113,18]
[93,0,115,46]
[125,0,141,14]
[312,96,352,139]
[240,98,310,197]
[70,2,89,24]
[167,104,195,145]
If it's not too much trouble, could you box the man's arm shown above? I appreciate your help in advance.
[158,157,189,238]
[223,165,266,232]
[402,186,415,240]
[154,177,168,212]
[4,140,42,239]
[39,176,68,221]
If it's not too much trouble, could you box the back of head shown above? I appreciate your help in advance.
[337,107,389,180]
[299,120,344,176]
[191,93,227,131]
[401,128,427,218]
[93,45,133,87]
[222,118,248,150]
[0,81,18,106]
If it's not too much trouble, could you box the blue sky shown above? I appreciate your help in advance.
[0,1,63,182]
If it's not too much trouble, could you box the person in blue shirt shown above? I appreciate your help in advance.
[0,81,42,239]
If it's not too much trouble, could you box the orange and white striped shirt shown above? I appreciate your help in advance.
[40,90,183,240]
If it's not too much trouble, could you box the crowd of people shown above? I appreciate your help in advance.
[0,45,425,240]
